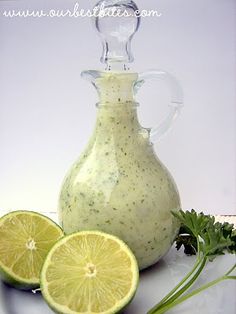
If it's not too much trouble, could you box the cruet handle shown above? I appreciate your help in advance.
[134,70,184,142]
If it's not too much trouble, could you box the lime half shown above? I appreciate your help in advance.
[41,231,139,314]
[0,210,64,289]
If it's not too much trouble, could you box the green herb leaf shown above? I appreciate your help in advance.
[172,209,214,238]
[172,209,236,260]
[148,209,236,314]
[200,220,233,261]
[175,232,197,255]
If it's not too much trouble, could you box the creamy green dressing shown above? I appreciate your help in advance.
[58,72,180,270]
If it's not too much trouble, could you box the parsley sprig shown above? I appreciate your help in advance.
[147,209,236,314]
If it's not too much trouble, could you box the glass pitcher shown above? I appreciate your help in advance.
[58,0,183,270]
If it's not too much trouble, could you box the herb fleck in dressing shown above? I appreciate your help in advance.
[59,73,181,270]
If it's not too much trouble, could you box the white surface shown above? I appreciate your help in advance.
[0,246,235,314]
[0,0,235,215]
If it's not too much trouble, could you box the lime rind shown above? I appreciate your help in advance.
[0,210,64,290]
[41,230,139,314]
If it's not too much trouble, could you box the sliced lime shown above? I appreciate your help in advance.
[0,210,64,289]
[41,230,139,314]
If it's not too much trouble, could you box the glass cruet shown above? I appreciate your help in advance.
[58,0,184,270]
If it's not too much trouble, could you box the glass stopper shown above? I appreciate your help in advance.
[93,0,140,71]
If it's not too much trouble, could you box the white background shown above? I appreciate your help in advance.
[0,0,235,215]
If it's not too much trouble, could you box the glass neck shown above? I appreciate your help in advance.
[96,77,137,104]
[82,71,144,139]
[94,102,142,136]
